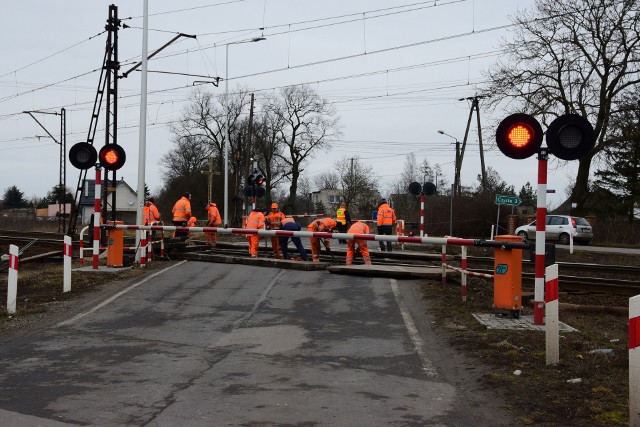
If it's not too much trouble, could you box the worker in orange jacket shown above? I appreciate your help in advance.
[205,202,222,248]
[172,192,192,239]
[376,198,396,252]
[266,203,286,259]
[346,221,372,266]
[143,197,160,225]
[307,217,337,263]
[245,208,265,258]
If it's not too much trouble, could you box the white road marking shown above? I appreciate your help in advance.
[390,278,437,376]
[57,260,188,327]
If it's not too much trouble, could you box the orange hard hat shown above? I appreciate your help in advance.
[271,203,278,209]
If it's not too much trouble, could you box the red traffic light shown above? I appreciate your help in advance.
[98,144,126,170]
[255,174,265,186]
[496,114,543,159]
[69,142,98,169]
[546,114,595,160]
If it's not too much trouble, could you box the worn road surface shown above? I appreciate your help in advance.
[0,261,516,426]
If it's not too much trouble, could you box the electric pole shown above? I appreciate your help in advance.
[459,95,488,193]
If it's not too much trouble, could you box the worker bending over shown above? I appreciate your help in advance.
[346,221,372,266]
[279,217,308,261]
[266,203,286,259]
[307,217,337,263]
[205,202,222,248]
[245,208,265,258]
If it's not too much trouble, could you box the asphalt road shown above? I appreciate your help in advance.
[0,261,516,426]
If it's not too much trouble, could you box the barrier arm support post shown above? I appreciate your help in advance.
[630,294,640,426]
[7,244,18,314]
[441,244,447,285]
[534,148,548,325]
[545,263,559,365]
[461,246,467,301]
[63,235,72,293]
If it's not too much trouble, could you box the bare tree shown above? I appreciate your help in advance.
[335,156,379,218]
[484,0,640,212]
[265,85,341,212]
[251,114,288,206]
[314,171,339,190]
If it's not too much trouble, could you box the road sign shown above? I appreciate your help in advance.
[495,195,521,206]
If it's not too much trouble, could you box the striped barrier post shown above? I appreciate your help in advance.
[534,148,548,325]
[92,166,102,270]
[441,244,447,285]
[6,244,18,314]
[630,294,640,426]
[147,231,153,262]
[140,233,147,268]
[461,246,468,301]
[63,235,72,293]
[545,264,559,365]
[420,194,425,237]
[78,234,84,266]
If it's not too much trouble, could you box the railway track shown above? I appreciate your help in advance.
[1,230,639,295]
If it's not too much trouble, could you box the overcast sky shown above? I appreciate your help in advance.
[0,0,578,208]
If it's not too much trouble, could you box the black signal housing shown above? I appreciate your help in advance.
[496,113,543,159]
[98,144,126,171]
[545,114,595,160]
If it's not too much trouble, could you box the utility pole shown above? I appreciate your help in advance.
[459,95,488,193]
[23,109,66,233]
[244,93,255,216]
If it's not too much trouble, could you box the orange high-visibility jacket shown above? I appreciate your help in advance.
[246,210,265,229]
[172,197,191,222]
[307,217,337,232]
[266,211,286,229]
[377,203,396,226]
[348,221,370,235]
[207,204,222,226]
[188,217,197,227]
[143,203,160,225]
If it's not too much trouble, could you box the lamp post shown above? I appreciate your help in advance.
[224,37,265,226]
[438,130,460,197]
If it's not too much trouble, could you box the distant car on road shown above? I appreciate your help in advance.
[515,215,593,245]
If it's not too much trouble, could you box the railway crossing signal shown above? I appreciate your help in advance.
[244,170,266,198]
[69,142,126,170]
[495,113,595,161]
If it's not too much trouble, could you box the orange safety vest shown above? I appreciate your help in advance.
[172,197,191,222]
[266,211,286,229]
[246,211,265,229]
[377,203,396,226]
[336,208,346,225]
[307,217,337,232]
[207,204,222,226]
[143,203,160,225]
[348,221,369,235]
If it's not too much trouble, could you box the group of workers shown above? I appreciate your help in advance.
[244,199,396,266]
[149,192,396,265]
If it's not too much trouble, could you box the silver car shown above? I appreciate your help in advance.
[515,215,593,245]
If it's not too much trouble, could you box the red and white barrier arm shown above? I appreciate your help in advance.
[629,294,640,425]
[7,244,18,314]
[105,224,481,246]
[78,226,88,266]
[442,264,494,279]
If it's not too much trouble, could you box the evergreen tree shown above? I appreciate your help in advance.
[518,182,537,207]
[595,96,640,222]
[3,185,28,209]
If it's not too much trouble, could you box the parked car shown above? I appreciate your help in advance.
[515,215,593,245]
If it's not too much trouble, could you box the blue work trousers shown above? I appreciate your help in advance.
[279,222,308,261]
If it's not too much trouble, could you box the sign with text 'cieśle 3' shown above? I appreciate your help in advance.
[495,195,521,206]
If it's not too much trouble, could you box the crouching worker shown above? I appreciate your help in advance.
[346,221,372,266]
[307,217,337,263]
[279,217,308,261]
[245,208,265,258]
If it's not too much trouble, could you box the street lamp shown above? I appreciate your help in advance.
[437,129,460,197]
[224,37,266,226]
